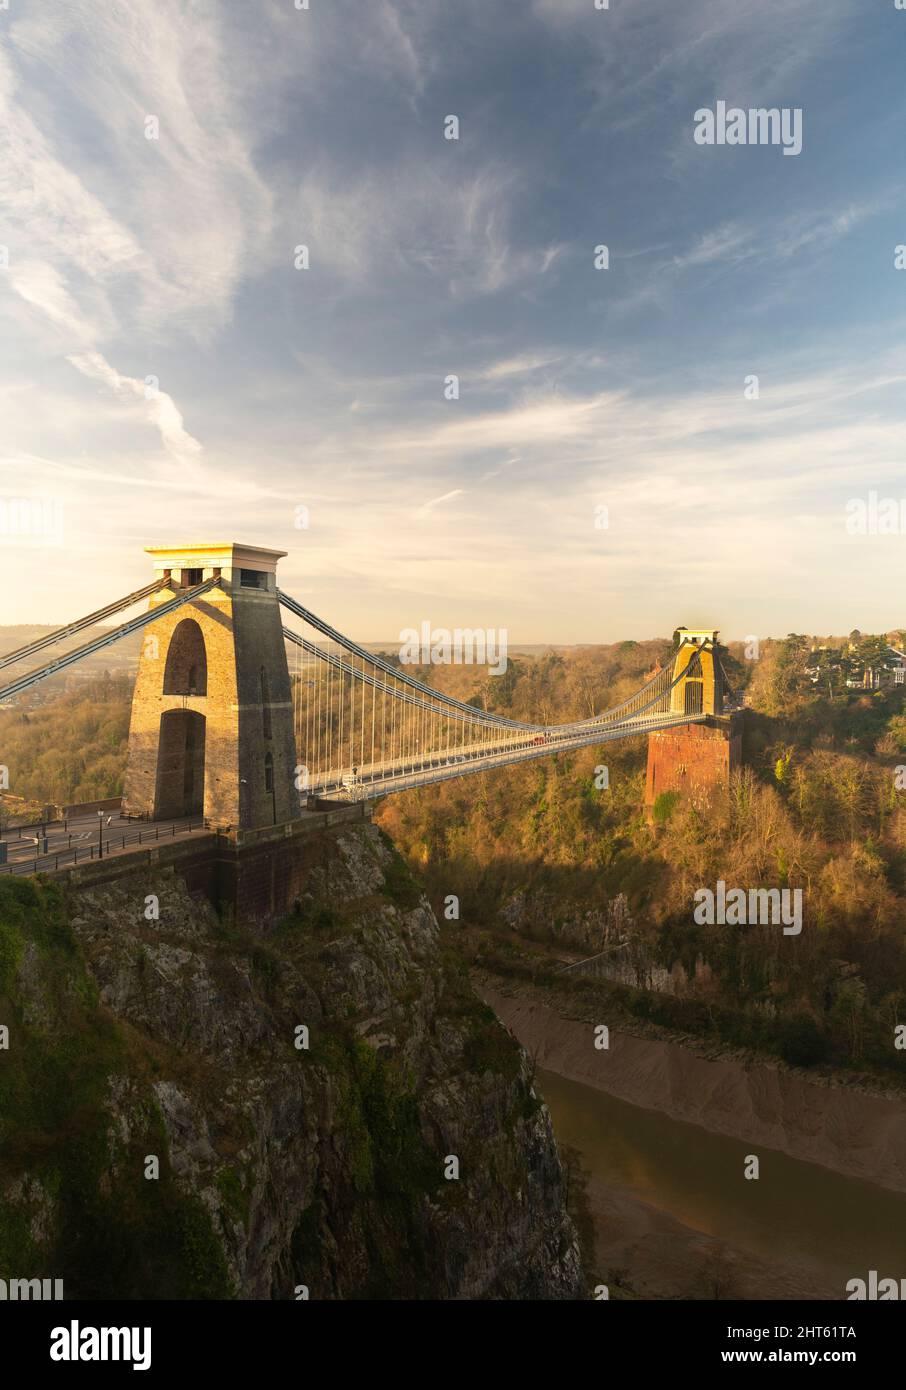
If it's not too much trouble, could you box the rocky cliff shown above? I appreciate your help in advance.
[0,823,581,1299]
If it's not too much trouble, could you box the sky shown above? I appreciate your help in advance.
[0,0,904,643]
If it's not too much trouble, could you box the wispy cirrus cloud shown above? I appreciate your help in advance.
[66,351,203,468]
[415,488,465,518]
[296,163,561,298]
[533,0,860,118]
[669,196,896,276]
[4,2,276,338]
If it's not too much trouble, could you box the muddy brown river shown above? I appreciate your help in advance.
[537,1067,906,1300]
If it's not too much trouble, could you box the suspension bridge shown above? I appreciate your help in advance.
[279,593,725,800]
[0,543,733,843]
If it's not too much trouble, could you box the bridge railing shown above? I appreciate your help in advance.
[0,817,209,877]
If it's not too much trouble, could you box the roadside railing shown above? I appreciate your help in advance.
[0,817,210,877]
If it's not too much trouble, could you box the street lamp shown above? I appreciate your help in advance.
[97,809,104,860]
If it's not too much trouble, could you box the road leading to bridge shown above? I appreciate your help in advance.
[0,811,211,877]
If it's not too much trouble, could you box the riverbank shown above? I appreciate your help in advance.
[586,1186,833,1300]
[562,1155,836,1300]
[481,980,906,1194]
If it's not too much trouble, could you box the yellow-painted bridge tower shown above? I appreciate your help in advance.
[669,627,724,716]
[122,543,300,831]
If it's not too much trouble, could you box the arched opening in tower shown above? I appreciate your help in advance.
[683,650,704,715]
[163,619,208,696]
[154,709,206,818]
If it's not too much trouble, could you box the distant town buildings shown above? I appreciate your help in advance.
[806,639,906,691]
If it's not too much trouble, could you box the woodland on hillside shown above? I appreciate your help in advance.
[0,675,131,815]
[378,635,906,1079]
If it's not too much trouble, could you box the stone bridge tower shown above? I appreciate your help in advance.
[645,627,741,814]
[668,627,724,716]
[122,543,300,831]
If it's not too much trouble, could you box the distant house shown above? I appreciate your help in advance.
[848,646,906,690]
[882,648,906,687]
[805,643,906,690]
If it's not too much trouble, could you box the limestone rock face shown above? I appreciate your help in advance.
[498,888,703,993]
[501,886,634,952]
[1,824,581,1300]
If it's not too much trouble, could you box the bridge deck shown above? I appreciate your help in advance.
[311,710,706,801]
